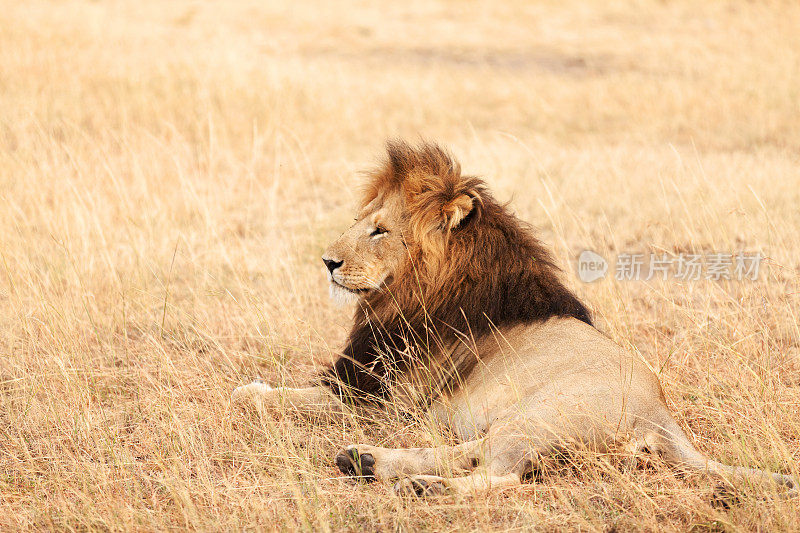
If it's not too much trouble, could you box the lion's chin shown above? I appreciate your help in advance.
[328,282,366,306]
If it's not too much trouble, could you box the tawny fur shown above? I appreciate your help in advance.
[233,141,796,496]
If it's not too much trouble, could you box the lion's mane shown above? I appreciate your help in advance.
[321,141,592,401]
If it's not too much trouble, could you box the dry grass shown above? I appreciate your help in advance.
[1,0,800,530]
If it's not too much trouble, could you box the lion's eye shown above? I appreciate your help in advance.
[370,225,388,237]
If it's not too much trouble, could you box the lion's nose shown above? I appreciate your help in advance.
[323,257,343,274]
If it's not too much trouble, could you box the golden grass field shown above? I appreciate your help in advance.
[2,0,800,530]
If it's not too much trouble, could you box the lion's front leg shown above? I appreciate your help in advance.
[232,380,347,417]
[335,440,483,482]
[231,378,273,402]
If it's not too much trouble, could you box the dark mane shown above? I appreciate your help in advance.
[321,141,592,402]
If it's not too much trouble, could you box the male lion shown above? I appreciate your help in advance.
[233,141,796,496]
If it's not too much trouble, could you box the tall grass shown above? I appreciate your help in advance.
[1,0,799,530]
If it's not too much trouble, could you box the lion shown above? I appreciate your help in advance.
[233,141,796,496]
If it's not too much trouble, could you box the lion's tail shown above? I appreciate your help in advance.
[645,415,797,493]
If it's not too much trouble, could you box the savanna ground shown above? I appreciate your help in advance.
[1,0,800,530]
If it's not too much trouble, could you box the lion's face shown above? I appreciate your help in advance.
[322,192,408,305]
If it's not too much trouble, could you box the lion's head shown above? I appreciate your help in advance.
[321,191,408,306]
[320,141,592,399]
[322,142,477,306]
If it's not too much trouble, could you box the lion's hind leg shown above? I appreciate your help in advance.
[393,471,522,497]
[392,421,558,497]
[391,444,531,497]
[335,440,484,482]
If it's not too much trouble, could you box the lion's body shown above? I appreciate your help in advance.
[233,141,796,496]
[425,317,664,445]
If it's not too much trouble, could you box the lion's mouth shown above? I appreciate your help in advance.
[330,279,370,295]
[328,279,371,306]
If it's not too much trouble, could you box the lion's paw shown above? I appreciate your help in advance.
[335,445,376,480]
[231,378,274,402]
[393,475,451,497]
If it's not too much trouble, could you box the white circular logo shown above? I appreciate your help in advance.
[577,250,608,282]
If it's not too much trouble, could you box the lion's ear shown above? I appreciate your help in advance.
[441,193,474,231]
